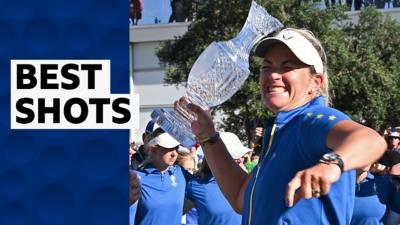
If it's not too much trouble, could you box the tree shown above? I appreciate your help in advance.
[157,0,400,143]
[332,7,400,131]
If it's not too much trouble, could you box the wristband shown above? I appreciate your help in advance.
[197,132,220,145]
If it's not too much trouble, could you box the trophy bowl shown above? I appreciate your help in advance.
[151,1,283,148]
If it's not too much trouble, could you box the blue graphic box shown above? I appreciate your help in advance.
[0,0,130,224]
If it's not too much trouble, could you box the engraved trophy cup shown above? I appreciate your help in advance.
[151,1,283,148]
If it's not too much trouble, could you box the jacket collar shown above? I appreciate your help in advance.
[275,96,325,125]
[142,163,175,175]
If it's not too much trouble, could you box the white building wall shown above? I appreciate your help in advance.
[130,22,190,143]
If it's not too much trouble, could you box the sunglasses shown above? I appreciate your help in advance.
[389,136,400,140]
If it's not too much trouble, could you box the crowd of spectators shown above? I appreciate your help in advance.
[129,122,263,225]
[129,120,400,225]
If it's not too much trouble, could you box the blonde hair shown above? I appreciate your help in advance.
[176,151,196,173]
[282,28,330,106]
[176,151,195,165]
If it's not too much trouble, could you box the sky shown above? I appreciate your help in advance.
[139,0,172,25]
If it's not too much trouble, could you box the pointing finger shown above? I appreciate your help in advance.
[286,172,302,207]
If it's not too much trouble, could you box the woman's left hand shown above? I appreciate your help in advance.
[130,170,141,205]
[285,162,341,207]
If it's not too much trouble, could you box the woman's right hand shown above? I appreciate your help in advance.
[175,96,216,140]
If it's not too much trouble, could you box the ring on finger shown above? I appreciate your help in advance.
[312,189,321,196]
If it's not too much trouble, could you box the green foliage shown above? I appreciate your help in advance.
[331,7,400,131]
[156,0,400,142]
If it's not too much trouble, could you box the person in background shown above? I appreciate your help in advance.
[176,151,199,225]
[131,121,161,170]
[130,170,141,225]
[130,142,136,169]
[359,0,374,7]
[130,141,144,170]
[245,125,264,172]
[394,0,400,8]
[129,141,143,223]
[245,153,260,172]
[169,0,185,22]
[384,127,400,152]
[191,143,205,169]
[185,132,249,225]
[178,27,386,225]
[324,0,345,8]
[134,124,191,225]
[375,0,387,9]
[347,0,362,10]
[177,151,196,175]
[177,144,202,170]
[249,126,263,154]
[351,150,400,225]
[378,127,400,176]
[188,144,200,170]
[130,0,143,25]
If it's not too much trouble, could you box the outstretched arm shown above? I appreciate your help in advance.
[179,97,250,213]
[286,120,386,207]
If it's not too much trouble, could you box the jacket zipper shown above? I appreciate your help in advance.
[248,123,277,225]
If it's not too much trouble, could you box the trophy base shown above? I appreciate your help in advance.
[151,108,196,148]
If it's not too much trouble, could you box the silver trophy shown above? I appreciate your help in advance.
[151,1,283,148]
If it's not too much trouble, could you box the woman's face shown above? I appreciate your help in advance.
[389,136,400,148]
[151,146,178,167]
[234,157,244,165]
[180,157,195,174]
[260,43,318,113]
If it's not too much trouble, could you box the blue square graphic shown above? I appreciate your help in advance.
[0,0,130,224]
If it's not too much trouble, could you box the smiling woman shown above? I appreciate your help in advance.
[132,122,192,225]
[178,27,387,225]
[257,28,329,113]
[259,43,318,113]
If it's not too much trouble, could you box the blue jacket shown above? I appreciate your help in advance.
[134,164,191,225]
[242,97,355,225]
[187,172,241,225]
[351,172,400,225]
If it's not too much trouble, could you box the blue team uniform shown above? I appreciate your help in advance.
[130,202,138,225]
[134,164,191,225]
[242,96,355,225]
[187,172,241,225]
[351,172,400,225]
